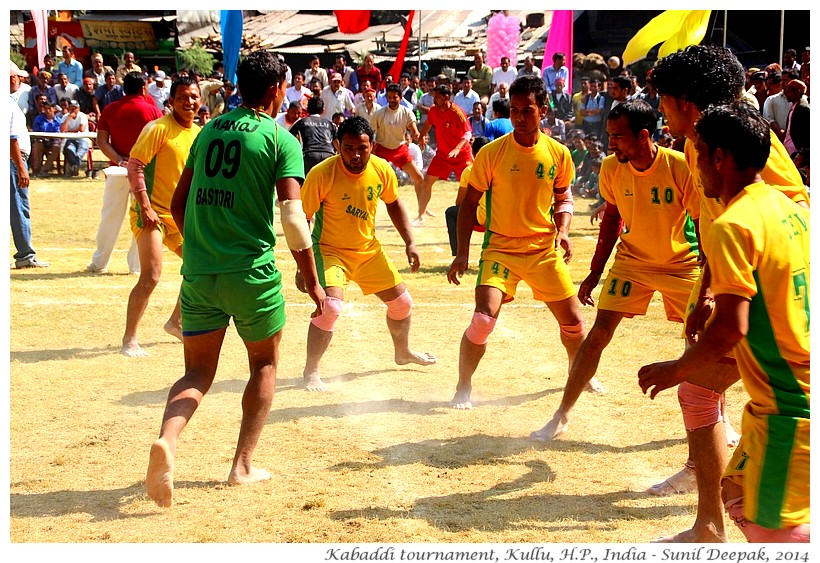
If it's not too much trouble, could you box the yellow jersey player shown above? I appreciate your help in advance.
[532,99,701,442]
[446,75,588,412]
[122,76,201,357]
[298,116,436,392]
[640,102,809,544]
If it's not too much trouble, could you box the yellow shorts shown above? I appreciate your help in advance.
[722,407,810,529]
[597,263,699,322]
[477,246,575,304]
[314,243,402,295]
[129,205,183,254]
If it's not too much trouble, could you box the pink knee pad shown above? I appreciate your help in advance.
[310,296,344,332]
[678,381,722,431]
[385,290,413,320]
[559,320,585,340]
[464,312,496,345]
[725,497,810,542]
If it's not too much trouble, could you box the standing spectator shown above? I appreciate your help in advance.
[763,72,791,138]
[486,82,509,120]
[355,87,381,124]
[571,76,590,131]
[53,72,79,103]
[783,79,810,155]
[355,53,382,93]
[10,62,49,268]
[42,54,57,75]
[84,53,114,86]
[197,104,211,126]
[115,52,142,85]
[320,73,355,120]
[453,77,481,116]
[483,98,513,141]
[550,77,574,126]
[517,53,541,79]
[467,52,493,100]
[782,48,801,74]
[275,101,301,131]
[332,54,358,93]
[199,71,225,118]
[10,64,30,113]
[305,55,329,88]
[417,76,436,140]
[285,71,311,115]
[580,79,605,138]
[147,70,170,112]
[93,72,124,116]
[491,57,517,94]
[748,70,768,109]
[223,81,242,111]
[542,52,569,94]
[60,100,90,177]
[57,45,83,88]
[290,97,337,176]
[29,101,62,176]
[86,71,162,275]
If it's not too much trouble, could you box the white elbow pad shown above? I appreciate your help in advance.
[278,199,313,251]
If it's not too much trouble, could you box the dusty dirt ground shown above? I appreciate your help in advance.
[8,171,748,547]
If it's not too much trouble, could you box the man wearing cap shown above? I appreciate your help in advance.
[84,53,114,87]
[77,77,98,118]
[10,61,49,268]
[10,60,30,113]
[355,87,381,124]
[57,45,83,88]
[783,79,810,155]
[320,73,355,121]
[87,71,162,275]
[147,71,170,111]
[60,99,90,177]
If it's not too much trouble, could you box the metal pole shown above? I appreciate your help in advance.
[418,10,422,76]
[723,10,727,48]
[779,10,785,65]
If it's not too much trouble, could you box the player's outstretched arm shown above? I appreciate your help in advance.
[639,293,748,399]
[385,199,420,272]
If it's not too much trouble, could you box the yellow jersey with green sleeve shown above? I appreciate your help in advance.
[599,146,700,273]
[705,182,809,419]
[301,154,399,253]
[684,131,807,245]
[130,113,201,212]
[469,132,574,254]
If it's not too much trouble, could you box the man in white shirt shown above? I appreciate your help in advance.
[54,72,79,103]
[10,62,30,112]
[762,71,791,136]
[486,82,509,120]
[60,99,90,177]
[371,84,424,205]
[491,57,517,93]
[275,101,301,131]
[147,70,170,111]
[286,71,311,114]
[453,77,480,116]
[320,73,355,120]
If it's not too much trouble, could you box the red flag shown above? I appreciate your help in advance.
[334,11,371,34]
[388,11,416,82]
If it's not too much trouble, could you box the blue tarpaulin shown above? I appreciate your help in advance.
[221,10,243,84]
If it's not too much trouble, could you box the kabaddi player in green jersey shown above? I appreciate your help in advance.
[145,51,325,507]
[640,102,809,543]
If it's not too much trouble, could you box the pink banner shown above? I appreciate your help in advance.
[542,10,573,89]
[31,10,49,70]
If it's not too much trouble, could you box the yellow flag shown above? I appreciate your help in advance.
[622,10,712,66]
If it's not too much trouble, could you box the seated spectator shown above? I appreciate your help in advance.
[468,101,488,139]
[541,107,566,143]
[30,101,63,176]
[53,72,79,103]
[578,155,603,199]
[27,72,57,117]
[77,77,98,121]
[93,71,124,116]
[486,82,509,120]
[60,100,90,177]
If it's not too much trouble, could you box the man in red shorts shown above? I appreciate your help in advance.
[417,85,473,225]
[371,84,424,203]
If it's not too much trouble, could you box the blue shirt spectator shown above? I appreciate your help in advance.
[57,46,84,88]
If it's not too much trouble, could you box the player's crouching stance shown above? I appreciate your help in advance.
[446,75,594,411]
[296,116,436,392]
[639,103,809,543]
[145,51,325,507]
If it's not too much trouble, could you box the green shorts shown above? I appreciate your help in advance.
[181,262,285,342]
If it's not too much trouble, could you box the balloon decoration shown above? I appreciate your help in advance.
[486,12,520,68]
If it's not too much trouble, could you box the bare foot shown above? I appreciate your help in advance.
[647,465,697,496]
[121,337,148,357]
[411,217,425,227]
[163,321,183,342]
[530,412,569,442]
[585,377,605,394]
[652,525,727,543]
[146,438,174,507]
[228,465,271,486]
[451,387,472,410]
[424,209,436,217]
[303,371,327,392]
[396,350,437,366]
